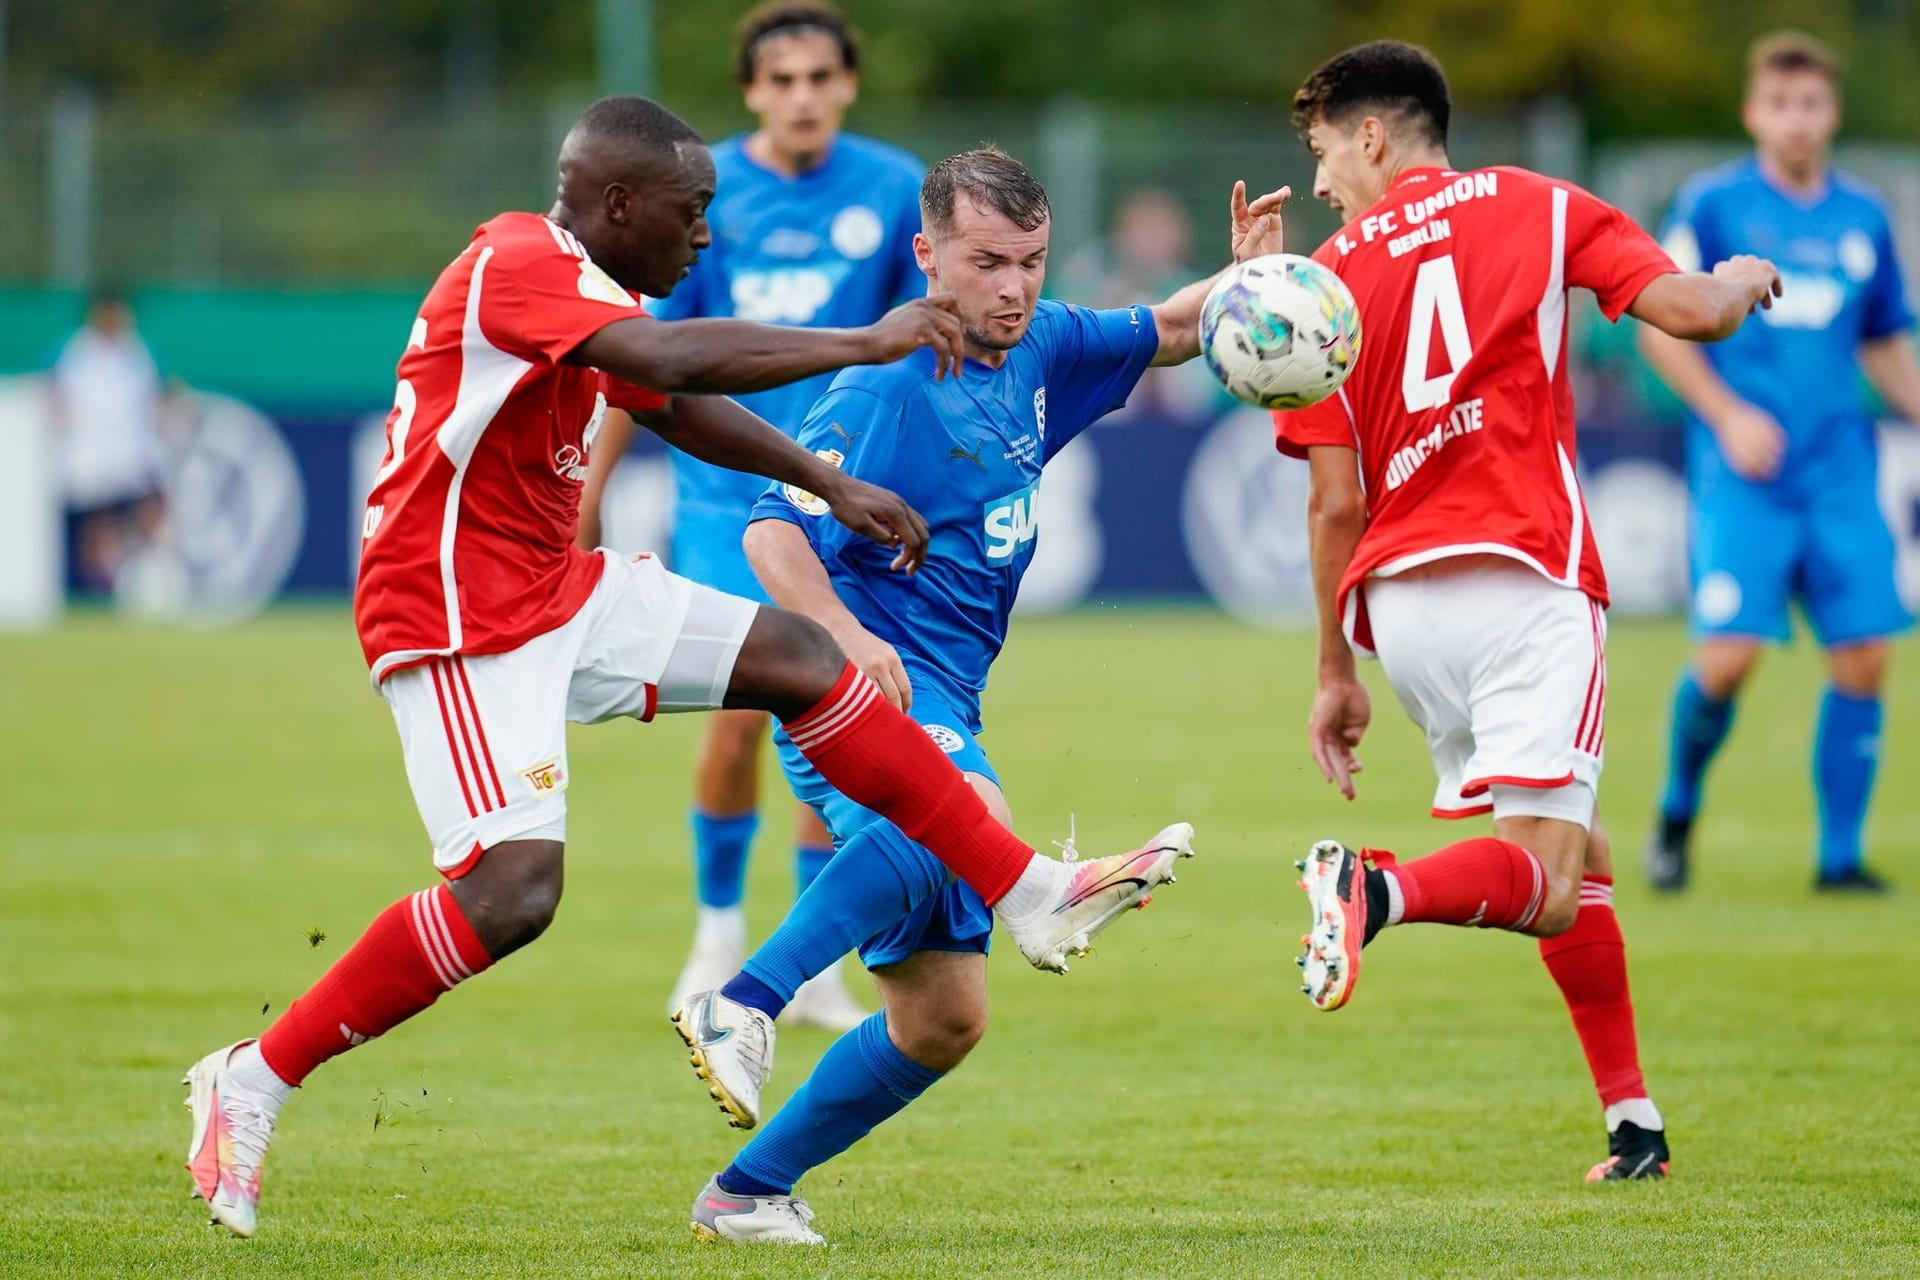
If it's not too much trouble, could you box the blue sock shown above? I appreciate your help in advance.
[1660,671,1735,822]
[720,1012,944,1196]
[691,810,758,909]
[1815,687,1881,878]
[794,842,834,898]
[738,821,946,1014]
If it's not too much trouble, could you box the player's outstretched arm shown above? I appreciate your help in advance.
[1146,182,1292,366]
[1627,255,1782,343]
[1304,444,1370,800]
[744,518,913,711]
[574,296,966,395]
[638,396,929,571]
[1861,333,1920,424]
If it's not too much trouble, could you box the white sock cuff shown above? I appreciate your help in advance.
[1604,1096,1663,1133]
[1382,867,1406,927]
[227,1041,294,1109]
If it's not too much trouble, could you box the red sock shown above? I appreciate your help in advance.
[258,884,493,1086]
[783,663,1033,903]
[1387,836,1548,932]
[1539,876,1647,1107]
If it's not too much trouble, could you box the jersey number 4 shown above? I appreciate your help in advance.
[1402,255,1474,413]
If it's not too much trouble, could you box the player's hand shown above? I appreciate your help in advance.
[1230,181,1292,263]
[1709,402,1787,481]
[1713,254,1783,312]
[1308,677,1371,801]
[831,622,912,712]
[865,296,967,380]
[820,473,930,573]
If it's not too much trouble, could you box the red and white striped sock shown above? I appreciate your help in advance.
[1382,836,1549,933]
[1539,875,1651,1111]
[783,662,1035,904]
[257,884,493,1087]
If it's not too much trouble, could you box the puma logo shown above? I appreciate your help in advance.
[828,422,862,446]
[949,442,985,470]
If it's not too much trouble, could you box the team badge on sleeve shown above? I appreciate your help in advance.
[577,260,638,307]
[783,448,845,517]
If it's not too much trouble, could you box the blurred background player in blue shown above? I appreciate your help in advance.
[1642,32,1920,894]
[579,2,926,1027]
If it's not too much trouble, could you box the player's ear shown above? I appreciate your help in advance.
[913,232,938,282]
[603,182,634,226]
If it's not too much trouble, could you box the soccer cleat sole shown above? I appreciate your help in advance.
[691,1222,722,1243]
[1296,839,1362,1012]
[669,1010,756,1130]
[1585,1154,1671,1182]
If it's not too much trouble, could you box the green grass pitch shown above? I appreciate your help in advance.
[4,607,1919,1278]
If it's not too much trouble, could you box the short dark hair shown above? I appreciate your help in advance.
[734,1,861,85]
[1291,40,1451,149]
[1747,30,1841,89]
[569,94,704,154]
[921,146,1050,236]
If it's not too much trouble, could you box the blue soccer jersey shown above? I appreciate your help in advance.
[649,132,924,598]
[751,300,1161,729]
[1662,157,1915,498]
[1659,157,1915,642]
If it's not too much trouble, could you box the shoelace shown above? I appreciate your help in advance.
[1052,814,1080,864]
[221,1096,276,1186]
[771,1197,816,1228]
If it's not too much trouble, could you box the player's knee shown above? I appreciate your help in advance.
[1532,880,1580,938]
[1829,641,1889,696]
[895,1006,986,1072]
[1583,824,1613,879]
[451,840,565,959]
[729,608,848,720]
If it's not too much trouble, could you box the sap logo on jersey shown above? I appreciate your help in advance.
[1764,271,1845,330]
[732,269,835,324]
[983,482,1040,561]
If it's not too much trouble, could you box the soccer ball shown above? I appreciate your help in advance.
[1199,253,1362,410]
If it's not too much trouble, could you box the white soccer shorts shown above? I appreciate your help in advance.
[1363,557,1605,830]
[381,550,759,876]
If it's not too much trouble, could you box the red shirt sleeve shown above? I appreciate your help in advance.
[603,372,667,415]
[1560,182,1678,321]
[474,214,652,365]
[1273,389,1357,460]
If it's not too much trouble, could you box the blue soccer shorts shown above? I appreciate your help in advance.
[1689,475,1911,646]
[774,685,997,969]
[670,501,772,606]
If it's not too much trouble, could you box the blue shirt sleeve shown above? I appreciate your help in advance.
[1862,209,1915,341]
[748,384,910,561]
[1040,302,1160,460]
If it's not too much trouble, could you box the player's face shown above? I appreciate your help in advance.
[609,143,716,298]
[743,33,857,166]
[1744,68,1839,179]
[1305,117,1387,221]
[917,198,1049,361]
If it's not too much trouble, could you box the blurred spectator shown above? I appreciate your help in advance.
[47,287,170,599]
[1062,187,1227,421]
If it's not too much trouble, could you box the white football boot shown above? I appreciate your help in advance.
[689,1174,825,1245]
[781,963,870,1032]
[998,822,1195,973]
[670,989,775,1129]
[182,1040,280,1237]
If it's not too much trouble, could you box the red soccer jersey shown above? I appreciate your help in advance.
[355,212,667,682]
[1274,166,1675,644]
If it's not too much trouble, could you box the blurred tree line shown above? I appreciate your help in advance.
[12,0,1919,139]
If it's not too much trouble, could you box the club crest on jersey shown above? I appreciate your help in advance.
[784,448,845,517]
[1033,387,1047,440]
[831,206,884,260]
[521,758,568,795]
[577,260,637,307]
[983,481,1040,561]
[923,723,966,753]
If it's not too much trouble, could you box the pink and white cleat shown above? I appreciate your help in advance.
[182,1040,278,1237]
[1000,822,1194,973]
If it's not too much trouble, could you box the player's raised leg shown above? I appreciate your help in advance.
[721,606,1190,947]
[692,948,984,1245]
